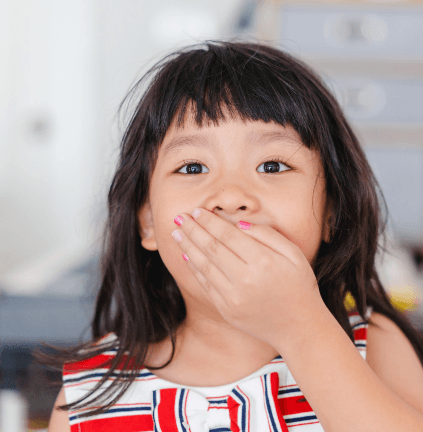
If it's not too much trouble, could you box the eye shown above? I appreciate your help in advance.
[176,160,210,174]
[257,157,291,174]
[175,157,291,175]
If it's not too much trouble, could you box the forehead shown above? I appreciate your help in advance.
[159,112,307,159]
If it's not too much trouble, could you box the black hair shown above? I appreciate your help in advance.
[36,40,423,418]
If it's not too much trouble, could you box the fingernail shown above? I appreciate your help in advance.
[238,221,251,230]
[192,208,201,220]
[172,229,183,242]
[182,253,189,262]
[174,215,184,226]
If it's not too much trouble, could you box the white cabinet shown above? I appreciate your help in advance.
[275,2,423,245]
[279,7,423,57]
[0,0,100,279]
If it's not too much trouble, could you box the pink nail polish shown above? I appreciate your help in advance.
[192,208,201,220]
[238,221,251,230]
[172,229,183,242]
[182,253,189,262]
[174,215,184,226]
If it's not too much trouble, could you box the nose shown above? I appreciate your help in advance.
[204,175,259,219]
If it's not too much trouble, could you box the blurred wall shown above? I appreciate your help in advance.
[0,0,244,294]
[0,0,99,277]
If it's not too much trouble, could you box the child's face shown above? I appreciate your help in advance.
[138,114,330,316]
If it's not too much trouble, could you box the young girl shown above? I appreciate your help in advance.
[46,41,423,432]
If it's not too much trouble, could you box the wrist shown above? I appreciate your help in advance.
[272,297,331,354]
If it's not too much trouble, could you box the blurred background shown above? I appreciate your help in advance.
[1,0,423,430]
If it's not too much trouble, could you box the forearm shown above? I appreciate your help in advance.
[275,303,423,432]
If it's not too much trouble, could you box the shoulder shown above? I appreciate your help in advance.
[62,333,121,411]
[48,387,70,432]
[366,311,423,414]
[63,333,119,374]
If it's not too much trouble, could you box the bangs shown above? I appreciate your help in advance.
[139,42,322,149]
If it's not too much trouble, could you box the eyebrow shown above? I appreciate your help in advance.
[161,130,303,158]
[162,134,211,158]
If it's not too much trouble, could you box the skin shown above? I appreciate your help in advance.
[137,112,331,386]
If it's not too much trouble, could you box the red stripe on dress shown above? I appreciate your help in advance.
[184,389,189,427]
[63,354,115,374]
[353,327,367,341]
[227,395,240,432]
[278,395,313,416]
[157,388,179,432]
[294,420,321,427]
[270,373,289,432]
[70,414,153,431]
[63,354,142,374]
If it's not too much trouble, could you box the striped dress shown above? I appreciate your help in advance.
[63,307,372,432]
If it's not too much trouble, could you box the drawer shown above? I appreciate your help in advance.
[0,295,95,343]
[365,148,423,243]
[325,77,423,123]
[279,6,423,57]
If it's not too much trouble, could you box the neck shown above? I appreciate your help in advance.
[145,309,280,387]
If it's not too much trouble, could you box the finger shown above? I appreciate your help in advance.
[171,228,232,296]
[174,213,245,283]
[235,221,305,266]
[181,251,211,291]
[188,208,300,266]
[182,252,228,308]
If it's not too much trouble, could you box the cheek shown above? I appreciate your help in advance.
[155,220,181,265]
[156,230,191,293]
[288,217,322,263]
[300,193,327,262]
[276,188,326,262]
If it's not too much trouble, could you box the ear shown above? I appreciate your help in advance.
[137,200,158,251]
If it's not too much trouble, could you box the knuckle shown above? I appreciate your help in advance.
[221,226,235,242]
[240,273,252,286]
[184,243,195,257]
[230,293,244,308]
[205,237,219,256]
[203,280,212,292]
[200,260,212,277]
[258,255,272,269]
[240,266,260,286]
[187,224,198,237]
